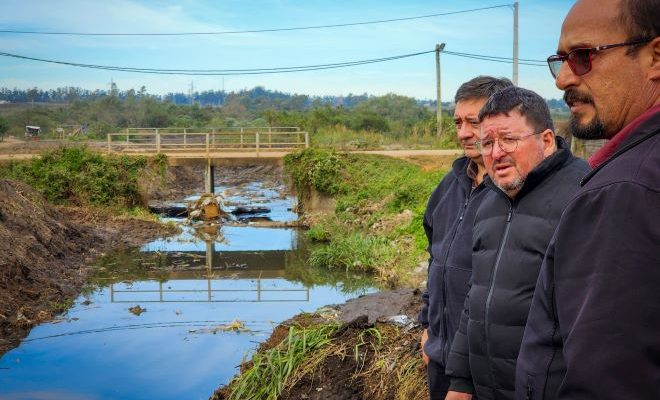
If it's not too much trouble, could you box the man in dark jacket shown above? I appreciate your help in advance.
[444,87,589,400]
[516,1,660,399]
[419,76,513,399]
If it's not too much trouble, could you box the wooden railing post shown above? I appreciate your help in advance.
[256,132,260,156]
[206,132,210,157]
[183,128,187,149]
[156,128,160,153]
[305,132,309,148]
[107,134,111,154]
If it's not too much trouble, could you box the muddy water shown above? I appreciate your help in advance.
[0,182,375,400]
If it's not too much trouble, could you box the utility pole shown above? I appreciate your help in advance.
[436,43,446,137]
[513,0,519,85]
[189,80,194,106]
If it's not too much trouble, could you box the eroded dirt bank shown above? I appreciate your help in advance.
[0,179,177,355]
[213,288,429,400]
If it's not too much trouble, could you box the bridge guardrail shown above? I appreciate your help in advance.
[107,127,309,154]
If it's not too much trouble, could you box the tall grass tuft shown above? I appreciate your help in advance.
[224,323,339,400]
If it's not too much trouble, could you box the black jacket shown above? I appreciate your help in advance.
[516,110,660,400]
[418,156,488,365]
[446,137,589,400]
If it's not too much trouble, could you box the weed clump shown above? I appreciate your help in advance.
[285,149,448,286]
[0,146,150,208]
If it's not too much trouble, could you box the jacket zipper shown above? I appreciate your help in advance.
[440,188,474,359]
[484,204,513,398]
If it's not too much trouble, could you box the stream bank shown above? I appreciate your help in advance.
[0,179,177,355]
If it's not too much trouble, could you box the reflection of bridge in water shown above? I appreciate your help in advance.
[110,242,310,303]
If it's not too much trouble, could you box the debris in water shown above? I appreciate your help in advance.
[230,206,270,215]
[128,305,146,316]
[189,319,251,335]
[187,193,227,221]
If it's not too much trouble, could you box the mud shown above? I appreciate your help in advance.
[0,179,178,356]
[214,288,428,400]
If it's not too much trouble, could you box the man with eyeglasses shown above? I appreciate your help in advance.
[418,76,513,400]
[444,87,588,400]
[516,1,660,399]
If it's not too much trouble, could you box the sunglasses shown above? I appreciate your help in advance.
[547,38,652,78]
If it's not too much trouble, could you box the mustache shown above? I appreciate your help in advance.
[563,89,594,106]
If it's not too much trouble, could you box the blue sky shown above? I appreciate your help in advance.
[0,0,575,100]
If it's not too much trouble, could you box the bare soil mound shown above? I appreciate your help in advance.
[213,288,428,400]
[0,179,177,355]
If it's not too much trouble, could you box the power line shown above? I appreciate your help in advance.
[443,50,546,66]
[0,48,546,76]
[0,50,437,75]
[0,4,512,36]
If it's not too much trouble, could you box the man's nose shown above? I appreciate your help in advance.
[555,61,580,91]
[457,123,475,139]
[491,139,508,159]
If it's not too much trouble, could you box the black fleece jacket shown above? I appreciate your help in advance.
[515,110,660,400]
[445,137,589,400]
[418,156,488,365]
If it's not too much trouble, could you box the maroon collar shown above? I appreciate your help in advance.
[589,104,660,168]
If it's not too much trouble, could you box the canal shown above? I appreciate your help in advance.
[0,179,375,399]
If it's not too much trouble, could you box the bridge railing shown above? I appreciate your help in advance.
[107,127,309,154]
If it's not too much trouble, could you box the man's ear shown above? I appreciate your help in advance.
[541,129,556,157]
[648,37,660,80]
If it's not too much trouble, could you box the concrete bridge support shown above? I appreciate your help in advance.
[205,159,215,194]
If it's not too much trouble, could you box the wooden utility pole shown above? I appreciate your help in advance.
[436,43,446,137]
[513,0,519,85]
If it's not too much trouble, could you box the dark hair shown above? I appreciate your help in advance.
[454,76,514,103]
[619,0,660,55]
[478,86,554,133]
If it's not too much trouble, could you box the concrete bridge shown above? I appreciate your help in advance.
[106,127,309,158]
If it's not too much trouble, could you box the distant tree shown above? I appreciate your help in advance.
[0,116,8,141]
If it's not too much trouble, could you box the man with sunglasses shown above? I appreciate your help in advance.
[516,1,660,399]
[418,76,513,399]
[444,87,588,400]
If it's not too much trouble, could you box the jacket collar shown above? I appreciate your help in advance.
[484,136,572,202]
[581,107,660,186]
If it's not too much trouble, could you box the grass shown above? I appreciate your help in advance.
[0,146,168,210]
[220,323,340,400]
[218,317,429,400]
[285,148,448,287]
[309,125,460,150]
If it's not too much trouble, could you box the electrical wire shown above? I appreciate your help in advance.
[0,48,546,76]
[0,4,513,36]
[0,49,437,75]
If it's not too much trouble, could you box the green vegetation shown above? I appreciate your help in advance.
[218,316,429,400]
[0,146,157,208]
[285,149,447,287]
[0,116,8,141]
[0,86,460,150]
[223,323,340,400]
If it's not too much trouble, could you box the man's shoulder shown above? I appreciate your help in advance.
[585,131,659,192]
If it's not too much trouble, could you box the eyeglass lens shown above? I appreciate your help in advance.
[548,49,592,79]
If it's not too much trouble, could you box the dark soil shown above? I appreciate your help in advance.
[213,288,427,400]
[0,179,178,355]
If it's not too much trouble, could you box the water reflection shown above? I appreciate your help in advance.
[1,230,373,399]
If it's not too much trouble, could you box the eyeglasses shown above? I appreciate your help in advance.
[476,132,542,155]
[547,38,652,79]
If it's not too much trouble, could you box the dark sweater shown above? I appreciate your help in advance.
[516,110,660,400]
[446,137,589,400]
[419,156,488,365]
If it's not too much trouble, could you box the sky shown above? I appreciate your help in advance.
[0,0,576,101]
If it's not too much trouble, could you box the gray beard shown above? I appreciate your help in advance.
[497,176,525,196]
[569,113,606,140]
